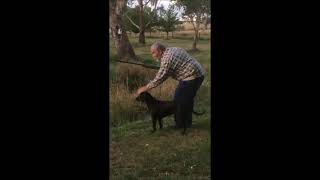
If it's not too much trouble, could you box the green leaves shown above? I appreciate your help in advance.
[158,5,181,33]
[174,0,210,22]
[124,5,160,33]
[123,6,140,33]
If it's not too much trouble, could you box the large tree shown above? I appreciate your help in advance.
[124,6,159,35]
[110,0,138,61]
[174,0,210,50]
[127,0,159,44]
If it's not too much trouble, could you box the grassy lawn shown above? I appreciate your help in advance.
[110,33,211,179]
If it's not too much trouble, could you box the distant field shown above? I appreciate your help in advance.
[123,29,211,40]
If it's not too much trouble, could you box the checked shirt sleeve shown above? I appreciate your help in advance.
[146,53,171,89]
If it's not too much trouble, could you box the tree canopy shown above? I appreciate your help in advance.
[157,5,181,38]
[124,5,160,33]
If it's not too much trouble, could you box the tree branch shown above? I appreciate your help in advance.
[146,21,152,28]
[188,15,196,31]
[196,13,201,29]
[145,0,159,30]
[116,60,160,70]
[125,14,140,30]
[144,0,152,6]
[151,0,158,11]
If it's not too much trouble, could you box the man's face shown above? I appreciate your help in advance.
[150,48,162,61]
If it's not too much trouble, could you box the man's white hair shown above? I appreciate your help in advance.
[151,42,166,51]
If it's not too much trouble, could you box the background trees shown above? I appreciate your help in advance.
[173,0,210,51]
[157,5,181,39]
[110,0,212,61]
[124,5,160,36]
[126,0,159,44]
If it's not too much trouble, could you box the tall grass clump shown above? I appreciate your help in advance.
[109,82,146,127]
[112,64,156,92]
[110,63,158,126]
[110,63,182,126]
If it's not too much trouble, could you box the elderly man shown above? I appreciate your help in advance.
[136,42,205,128]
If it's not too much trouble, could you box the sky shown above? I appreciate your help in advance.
[128,0,184,20]
[128,0,171,9]
[157,0,170,9]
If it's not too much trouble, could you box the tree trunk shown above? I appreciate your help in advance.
[110,0,138,61]
[192,31,198,51]
[204,16,208,30]
[139,30,145,44]
[192,16,201,51]
[196,17,201,42]
[166,32,169,39]
[138,0,145,44]
[192,28,199,51]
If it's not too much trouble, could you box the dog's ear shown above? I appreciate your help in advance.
[135,93,145,101]
[144,92,150,96]
[135,94,141,101]
[143,92,153,100]
[135,93,141,101]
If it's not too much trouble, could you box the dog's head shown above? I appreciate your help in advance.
[135,92,153,102]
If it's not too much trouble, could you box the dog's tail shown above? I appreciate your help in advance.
[192,110,205,115]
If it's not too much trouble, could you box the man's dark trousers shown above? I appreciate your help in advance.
[173,76,204,128]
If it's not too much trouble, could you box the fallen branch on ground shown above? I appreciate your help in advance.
[115,60,160,70]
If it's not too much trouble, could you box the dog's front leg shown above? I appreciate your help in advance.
[181,117,187,135]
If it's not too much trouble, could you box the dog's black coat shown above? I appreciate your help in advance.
[136,92,205,134]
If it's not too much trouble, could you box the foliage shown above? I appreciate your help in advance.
[124,5,160,33]
[172,0,210,49]
[173,0,210,21]
[123,6,140,33]
[144,6,161,32]
[157,5,181,34]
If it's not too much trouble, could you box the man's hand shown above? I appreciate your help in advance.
[136,86,148,97]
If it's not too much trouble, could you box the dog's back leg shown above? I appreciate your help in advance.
[175,105,183,128]
[159,118,163,129]
[151,115,157,133]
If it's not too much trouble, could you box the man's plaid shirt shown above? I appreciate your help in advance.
[146,47,206,89]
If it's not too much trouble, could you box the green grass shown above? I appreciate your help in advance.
[110,113,211,179]
[110,32,211,179]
